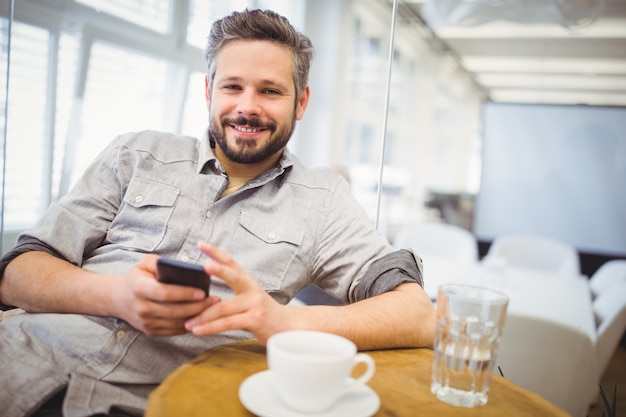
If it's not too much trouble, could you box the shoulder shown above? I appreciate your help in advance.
[110,130,201,163]
[283,157,349,194]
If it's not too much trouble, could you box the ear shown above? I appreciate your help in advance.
[295,85,310,121]
[204,75,211,110]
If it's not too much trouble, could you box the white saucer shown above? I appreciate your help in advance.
[239,370,380,417]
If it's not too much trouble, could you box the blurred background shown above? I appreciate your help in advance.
[1,0,625,276]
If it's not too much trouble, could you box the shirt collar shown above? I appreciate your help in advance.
[197,128,220,174]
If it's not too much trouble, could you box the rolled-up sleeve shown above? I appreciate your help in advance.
[351,249,424,302]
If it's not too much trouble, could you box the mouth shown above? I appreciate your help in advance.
[230,124,267,134]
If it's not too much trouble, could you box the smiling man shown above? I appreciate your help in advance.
[0,9,435,417]
[206,38,308,197]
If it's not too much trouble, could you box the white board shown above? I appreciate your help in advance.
[474,102,626,256]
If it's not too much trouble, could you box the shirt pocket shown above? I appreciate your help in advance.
[236,210,305,291]
[108,176,180,252]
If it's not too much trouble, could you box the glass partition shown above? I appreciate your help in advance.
[294,0,397,226]
[380,0,484,247]
[0,0,12,254]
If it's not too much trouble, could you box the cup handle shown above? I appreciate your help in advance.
[351,353,375,385]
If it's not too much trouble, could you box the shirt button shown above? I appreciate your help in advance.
[134,195,144,204]
[116,330,126,341]
[267,232,276,240]
[180,255,189,262]
[205,210,212,218]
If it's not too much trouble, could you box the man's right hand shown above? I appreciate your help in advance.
[110,254,221,336]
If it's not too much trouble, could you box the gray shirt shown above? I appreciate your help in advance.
[0,130,422,416]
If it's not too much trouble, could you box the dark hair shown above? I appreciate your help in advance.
[203,9,314,101]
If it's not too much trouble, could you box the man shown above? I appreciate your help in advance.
[0,9,435,417]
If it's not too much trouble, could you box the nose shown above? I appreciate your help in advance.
[236,89,262,118]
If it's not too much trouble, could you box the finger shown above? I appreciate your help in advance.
[153,282,211,303]
[142,296,218,332]
[141,272,211,303]
[197,241,234,265]
[127,304,191,335]
[186,310,251,336]
[197,241,256,293]
[135,299,220,336]
[143,318,189,335]
[184,295,248,327]
[186,289,273,334]
[137,254,160,279]
[128,262,207,303]
[140,296,219,323]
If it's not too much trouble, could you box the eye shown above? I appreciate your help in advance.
[262,88,281,95]
[222,84,241,91]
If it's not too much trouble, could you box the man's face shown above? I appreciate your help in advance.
[205,40,309,165]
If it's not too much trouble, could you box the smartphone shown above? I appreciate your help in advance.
[156,258,211,296]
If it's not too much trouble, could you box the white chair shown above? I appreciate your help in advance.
[593,280,626,381]
[589,259,626,299]
[392,222,478,265]
[496,313,597,417]
[485,234,580,277]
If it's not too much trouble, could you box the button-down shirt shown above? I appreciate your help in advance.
[0,129,408,416]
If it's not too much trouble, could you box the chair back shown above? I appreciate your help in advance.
[589,259,626,299]
[392,222,478,265]
[496,313,596,417]
[486,234,580,277]
[593,281,626,380]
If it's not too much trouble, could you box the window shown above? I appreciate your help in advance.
[181,71,208,137]
[1,21,49,229]
[75,0,173,33]
[52,34,80,201]
[186,0,304,48]
[187,0,252,48]
[67,41,171,188]
[0,8,186,234]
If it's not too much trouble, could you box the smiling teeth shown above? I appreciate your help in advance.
[234,126,261,133]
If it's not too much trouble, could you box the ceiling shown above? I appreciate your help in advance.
[399,0,626,107]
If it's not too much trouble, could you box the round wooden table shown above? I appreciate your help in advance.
[146,339,569,417]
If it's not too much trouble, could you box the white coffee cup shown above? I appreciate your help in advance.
[267,330,375,413]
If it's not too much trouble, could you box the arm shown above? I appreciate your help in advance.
[0,251,218,336]
[186,242,436,350]
[0,251,116,314]
[288,282,435,350]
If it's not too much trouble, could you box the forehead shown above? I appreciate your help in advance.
[214,40,295,88]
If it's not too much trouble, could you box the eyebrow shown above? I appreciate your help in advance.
[218,76,291,91]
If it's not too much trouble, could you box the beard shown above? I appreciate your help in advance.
[209,114,296,164]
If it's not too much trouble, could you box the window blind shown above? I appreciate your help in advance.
[1,21,48,229]
[68,41,170,187]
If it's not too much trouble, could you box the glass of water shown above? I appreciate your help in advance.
[431,284,509,407]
